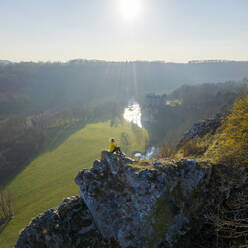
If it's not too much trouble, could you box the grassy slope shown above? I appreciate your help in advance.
[0,120,148,248]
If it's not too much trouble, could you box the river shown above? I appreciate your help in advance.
[123,100,156,159]
[123,100,142,128]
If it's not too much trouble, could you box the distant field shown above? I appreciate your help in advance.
[166,99,182,106]
[0,120,148,248]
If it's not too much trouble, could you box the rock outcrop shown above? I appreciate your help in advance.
[16,151,213,248]
[15,196,108,248]
[177,113,224,149]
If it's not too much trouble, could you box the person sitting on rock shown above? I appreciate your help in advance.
[109,138,122,154]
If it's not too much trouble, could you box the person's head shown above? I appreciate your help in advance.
[110,138,115,142]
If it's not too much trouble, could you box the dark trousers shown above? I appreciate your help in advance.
[112,147,121,154]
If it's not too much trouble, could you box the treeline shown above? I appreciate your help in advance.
[141,80,248,146]
[0,60,248,117]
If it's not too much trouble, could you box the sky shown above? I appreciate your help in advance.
[0,0,247,62]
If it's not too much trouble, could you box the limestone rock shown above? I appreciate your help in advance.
[177,113,224,149]
[15,196,111,248]
[75,151,212,247]
[16,151,212,248]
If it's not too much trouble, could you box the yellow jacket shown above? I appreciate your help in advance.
[109,140,117,152]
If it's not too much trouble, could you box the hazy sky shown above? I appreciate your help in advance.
[1,0,247,62]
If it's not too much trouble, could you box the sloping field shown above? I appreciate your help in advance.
[0,121,148,248]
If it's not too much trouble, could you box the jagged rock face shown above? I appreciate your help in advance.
[16,151,212,248]
[15,196,111,248]
[177,113,224,149]
[75,151,212,247]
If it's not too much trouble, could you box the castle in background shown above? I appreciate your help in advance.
[145,94,167,107]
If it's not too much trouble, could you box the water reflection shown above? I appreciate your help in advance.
[123,100,157,160]
[123,102,142,128]
[134,146,156,160]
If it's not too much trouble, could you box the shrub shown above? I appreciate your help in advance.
[182,140,204,157]
[158,144,176,158]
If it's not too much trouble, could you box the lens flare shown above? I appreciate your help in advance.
[120,0,142,21]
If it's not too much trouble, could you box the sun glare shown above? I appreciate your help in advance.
[120,0,142,21]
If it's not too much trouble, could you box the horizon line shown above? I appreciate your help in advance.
[1,58,248,64]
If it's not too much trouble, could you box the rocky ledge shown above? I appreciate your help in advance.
[16,151,213,248]
[177,113,224,149]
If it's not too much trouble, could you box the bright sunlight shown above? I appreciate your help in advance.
[120,0,142,21]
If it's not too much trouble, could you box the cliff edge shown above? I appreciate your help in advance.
[16,151,213,248]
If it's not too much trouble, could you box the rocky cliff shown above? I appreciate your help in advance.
[176,113,224,149]
[15,151,216,248]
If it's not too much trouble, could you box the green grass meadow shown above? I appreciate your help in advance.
[0,120,148,248]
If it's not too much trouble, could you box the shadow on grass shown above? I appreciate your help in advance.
[0,122,87,189]
[0,110,124,189]
[0,217,12,234]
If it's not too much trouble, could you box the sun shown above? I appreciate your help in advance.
[120,0,142,21]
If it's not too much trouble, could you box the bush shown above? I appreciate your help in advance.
[182,140,204,157]
[158,144,175,158]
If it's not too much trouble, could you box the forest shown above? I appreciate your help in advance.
[141,79,248,146]
[0,60,248,117]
